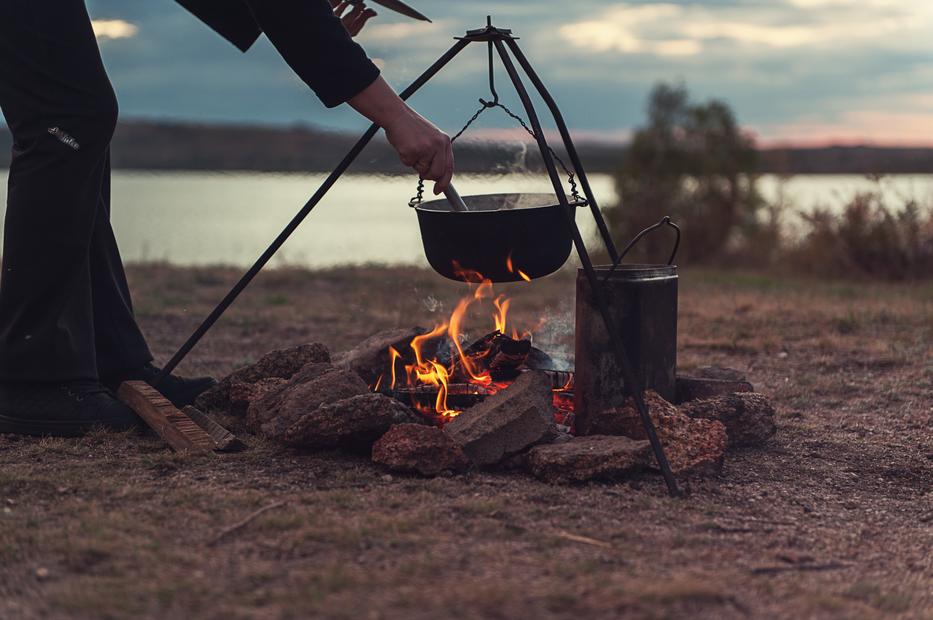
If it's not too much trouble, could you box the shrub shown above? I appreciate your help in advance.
[787,191,933,280]
[608,83,764,264]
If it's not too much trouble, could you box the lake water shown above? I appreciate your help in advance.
[1,171,931,268]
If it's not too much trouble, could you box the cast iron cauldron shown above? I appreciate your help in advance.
[412,193,585,282]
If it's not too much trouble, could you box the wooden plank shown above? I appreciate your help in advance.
[116,381,215,453]
[183,406,247,452]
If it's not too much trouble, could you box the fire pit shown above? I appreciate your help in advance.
[190,270,776,483]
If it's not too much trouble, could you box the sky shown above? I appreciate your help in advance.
[83,0,933,146]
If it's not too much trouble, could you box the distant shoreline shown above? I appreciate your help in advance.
[2,119,932,175]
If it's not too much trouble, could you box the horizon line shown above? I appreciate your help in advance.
[3,118,933,150]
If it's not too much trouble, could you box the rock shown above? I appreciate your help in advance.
[283,393,418,451]
[695,366,747,381]
[246,362,369,438]
[587,391,727,476]
[227,377,287,416]
[679,392,776,447]
[372,423,469,476]
[195,343,331,412]
[444,371,556,467]
[675,367,753,404]
[658,415,728,476]
[332,327,425,385]
[525,435,652,483]
[587,390,679,438]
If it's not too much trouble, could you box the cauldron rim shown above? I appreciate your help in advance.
[413,192,587,214]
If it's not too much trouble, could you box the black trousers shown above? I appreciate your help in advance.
[0,0,152,381]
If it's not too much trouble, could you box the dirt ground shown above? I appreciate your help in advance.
[1,264,931,620]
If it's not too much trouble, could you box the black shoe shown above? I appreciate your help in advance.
[103,363,216,409]
[0,381,140,437]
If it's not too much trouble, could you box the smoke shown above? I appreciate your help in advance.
[528,301,575,371]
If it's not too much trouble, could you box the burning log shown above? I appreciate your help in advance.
[333,327,427,386]
[393,383,490,423]
[444,371,556,467]
[461,330,532,381]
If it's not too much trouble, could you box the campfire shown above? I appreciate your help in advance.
[370,263,575,432]
[188,261,777,485]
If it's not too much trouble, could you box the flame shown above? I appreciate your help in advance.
[400,323,461,416]
[448,293,492,386]
[493,295,510,334]
[451,260,485,284]
[381,256,544,420]
[429,361,457,418]
[410,324,448,367]
[388,346,401,389]
[506,252,532,282]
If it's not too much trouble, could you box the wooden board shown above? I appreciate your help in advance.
[183,406,247,452]
[116,381,215,453]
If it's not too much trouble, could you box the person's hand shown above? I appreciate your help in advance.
[384,111,453,194]
[348,76,454,194]
[330,1,377,37]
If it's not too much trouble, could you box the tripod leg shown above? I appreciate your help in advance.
[504,40,619,262]
[157,39,472,384]
[492,39,681,496]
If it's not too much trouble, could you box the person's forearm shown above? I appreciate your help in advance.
[348,76,413,129]
[350,75,454,192]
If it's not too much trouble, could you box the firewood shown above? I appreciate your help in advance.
[182,406,247,452]
[116,381,215,453]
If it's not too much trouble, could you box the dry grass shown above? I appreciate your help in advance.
[1,264,931,619]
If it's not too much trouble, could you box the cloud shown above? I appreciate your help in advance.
[360,19,451,42]
[92,19,138,40]
[560,4,701,56]
[560,1,930,56]
[73,0,933,145]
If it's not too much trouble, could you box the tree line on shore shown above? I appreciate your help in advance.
[1,119,932,176]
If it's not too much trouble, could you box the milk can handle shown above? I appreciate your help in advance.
[602,216,680,281]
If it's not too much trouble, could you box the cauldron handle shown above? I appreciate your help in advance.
[601,216,680,282]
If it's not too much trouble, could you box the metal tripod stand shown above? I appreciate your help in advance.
[157,18,681,497]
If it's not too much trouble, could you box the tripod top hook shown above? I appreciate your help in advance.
[458,16,516,42]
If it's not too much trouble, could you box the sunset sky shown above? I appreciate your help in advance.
[84,0,933,146]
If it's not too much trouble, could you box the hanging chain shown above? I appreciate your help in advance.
[408,98,583,207]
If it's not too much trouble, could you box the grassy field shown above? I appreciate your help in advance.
[1,264,931,619]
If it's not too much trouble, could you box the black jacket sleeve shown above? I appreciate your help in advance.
[175,0,381,108]
[174,0,261,52]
